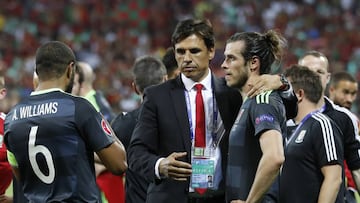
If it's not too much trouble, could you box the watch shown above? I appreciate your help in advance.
[278,74,289,91]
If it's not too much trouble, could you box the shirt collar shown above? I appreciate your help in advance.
[30,88,64,96]
[181,69,212,91]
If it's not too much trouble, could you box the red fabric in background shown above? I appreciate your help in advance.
[344,161,356,189]
[0,113,12,194]
[96,171,125,203]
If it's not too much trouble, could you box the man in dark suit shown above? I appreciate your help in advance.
[111,56,167,203]
[128,19,296,203]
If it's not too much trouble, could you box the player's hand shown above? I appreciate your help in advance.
[0,194,13,203]
[247,74,281,98]
[159,152,192,181]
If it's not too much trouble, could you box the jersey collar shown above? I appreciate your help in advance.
[30,88,64,96]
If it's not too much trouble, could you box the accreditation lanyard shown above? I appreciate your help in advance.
[286,105,325,146]
[184,84,219,150]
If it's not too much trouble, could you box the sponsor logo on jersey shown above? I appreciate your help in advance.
[295,130,306,143]
[255,114,274,124]
[101,119,113,137]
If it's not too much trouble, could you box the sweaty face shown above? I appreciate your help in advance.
[174,34,214,82]
[329,80,358,109]
[222,40,249,89]
[298,55,330,94]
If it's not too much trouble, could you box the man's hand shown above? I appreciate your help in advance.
[0,194,13,203]
[247,74,282,98]
[159,152,192,181]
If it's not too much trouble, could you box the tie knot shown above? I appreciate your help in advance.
[194,84,203,91]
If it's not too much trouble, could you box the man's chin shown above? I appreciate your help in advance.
[225,80,234,88]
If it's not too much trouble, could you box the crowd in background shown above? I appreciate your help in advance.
[0,0,359,115]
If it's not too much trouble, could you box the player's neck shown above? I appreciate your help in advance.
[36,81,66,92]
[316,96,325,109]
[294,100,318,124]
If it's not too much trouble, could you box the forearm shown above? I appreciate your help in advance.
[318,165,342,203]
[351,169,360,192]
[246,157,281,203]
[317,177,341,203]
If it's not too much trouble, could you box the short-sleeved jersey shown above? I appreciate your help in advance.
[4,89,115,202]
[226,91,286,201]
[323,97,360,170]
[0,112,12,194]
[280,112,344,203]
[287,98,360,168]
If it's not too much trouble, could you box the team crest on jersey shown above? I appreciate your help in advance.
[295,130,306,143]
[101,119,113,137]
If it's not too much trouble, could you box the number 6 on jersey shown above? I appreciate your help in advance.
[28,126,55,184]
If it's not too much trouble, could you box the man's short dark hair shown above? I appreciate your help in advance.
[171,19,215,50]
[133,56,167,93]
[162,47,178,77]
[284,64,323,103]
[35,41,76,80]
[330,71,357,88]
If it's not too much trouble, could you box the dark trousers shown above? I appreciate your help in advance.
[188,190,225,203]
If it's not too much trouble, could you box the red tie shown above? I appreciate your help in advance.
[194,84,207,195]
[194,84,205,148]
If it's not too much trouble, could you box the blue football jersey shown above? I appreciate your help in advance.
[5,89,115,202]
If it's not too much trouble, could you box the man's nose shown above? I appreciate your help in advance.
[183,51,192,62]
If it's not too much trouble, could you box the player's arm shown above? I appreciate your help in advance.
[11,167,20,180]
[318,164,342,203]
[247,74,297,119]
[96,138,127,175]
[6,150,20,180]
[247,74,285,97]
[351,169,360,192]
[246,130,284,203]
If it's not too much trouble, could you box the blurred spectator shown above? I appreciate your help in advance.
[162,47,180,79]
[0,0,359,117]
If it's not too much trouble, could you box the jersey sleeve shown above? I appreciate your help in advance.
[75,98,116,152]
[111,110,138,150]
[312,114,343,167]
[342,112,360,170]
[251,92,286,137]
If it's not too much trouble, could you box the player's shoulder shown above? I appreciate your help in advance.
[325,100,356,125]
[310,111,340,132]
[253,90,281,104]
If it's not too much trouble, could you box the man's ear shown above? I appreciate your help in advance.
[132,82,140,95]
[67,62,75,79]
[295,89,304,103]
[326,73,331,85]
[0,88,6,100]
[250,56,260,72]
[208,47,215,60]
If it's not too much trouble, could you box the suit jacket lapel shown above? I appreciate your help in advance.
[170,77,192,155]
[212,75,226,117]
[213,75,233,132]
